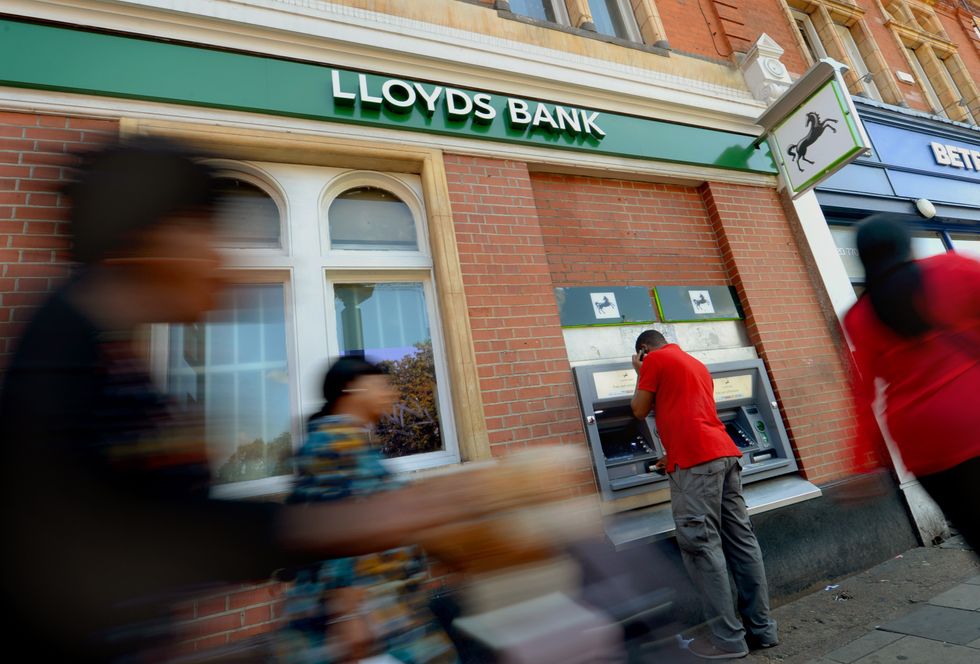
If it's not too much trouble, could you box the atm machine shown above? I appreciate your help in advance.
[573,358,816,546]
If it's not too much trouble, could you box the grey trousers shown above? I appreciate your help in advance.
[669,456,778,652]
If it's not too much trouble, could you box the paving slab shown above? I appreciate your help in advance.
[821,630,903,663]
[963,574,980,586]
[850,635,979,664]
[968,637,980,649]
[878,604,980,645]
[928,583,980,611]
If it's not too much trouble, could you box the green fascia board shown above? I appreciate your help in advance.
[0,19,777,175]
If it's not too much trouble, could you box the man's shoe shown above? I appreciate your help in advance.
[746,634,779,650]
[687,639,748,660]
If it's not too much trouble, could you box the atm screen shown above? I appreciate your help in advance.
[713,374,753,403]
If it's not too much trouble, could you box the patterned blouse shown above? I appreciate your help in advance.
[278,414,457,664]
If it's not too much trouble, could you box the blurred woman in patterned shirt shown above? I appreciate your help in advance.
[278,357,458,664]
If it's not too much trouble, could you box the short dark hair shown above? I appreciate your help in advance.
[64,137,217,264]
[635,329,667,352]
[309,356,387,422]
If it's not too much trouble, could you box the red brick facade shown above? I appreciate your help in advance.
[0,111,116,364]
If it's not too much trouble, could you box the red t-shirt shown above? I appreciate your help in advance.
[843,252,980,477]
[636,344,741,472]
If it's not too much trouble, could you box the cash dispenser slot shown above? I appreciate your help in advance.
[594,405,663,493]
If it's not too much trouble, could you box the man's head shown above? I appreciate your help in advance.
[65,137,223,322]
[635,329,668,356]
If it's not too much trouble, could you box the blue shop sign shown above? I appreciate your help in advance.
[865,121,980,183]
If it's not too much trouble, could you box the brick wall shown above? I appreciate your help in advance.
[530,173,727,287]
[173,581,285,655]
[443,154,594,492]
[0,111,117,366]
[700,181,856,485]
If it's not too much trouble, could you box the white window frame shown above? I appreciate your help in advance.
[320,171,432,270]
[791,9,827,63]
[834,22,881,101]
[937,58,976,125]
[587,0,643,42]
[324,270,461,473]
[906,46,948,119]
[508,0,571,25]
[151,162,460,497]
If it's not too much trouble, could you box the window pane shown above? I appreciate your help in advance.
[907,48,947,119]
[950,234,980,260]
[168,284,292,484]
[334,282,443,457]
[213,177,281,248]
[328,187,418,251]
[794,13,825,62]
[509,0,556,22]
[589,0,632,39]
[939,59,976,125]
[830,225,865,280]
[834,24,880,101]
[910,232,946,259]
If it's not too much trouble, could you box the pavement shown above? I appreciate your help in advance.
[742,536,979,664]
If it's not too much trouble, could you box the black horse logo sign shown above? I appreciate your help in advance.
[786,112,838,172]
[594,296,615,314]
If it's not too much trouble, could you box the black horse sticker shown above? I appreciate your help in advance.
[594,296,615,314]
[787,112,838,172]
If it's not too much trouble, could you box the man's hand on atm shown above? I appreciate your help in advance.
[649,458,667,475]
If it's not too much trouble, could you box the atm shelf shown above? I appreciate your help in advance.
[604,474,821,550]
[609,474,661,491]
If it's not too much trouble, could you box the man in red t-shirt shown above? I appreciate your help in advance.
[631,330,777,660]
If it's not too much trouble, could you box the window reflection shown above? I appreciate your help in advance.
[169,285,292,483]
[335,282,443,457]
[213,177,281,248]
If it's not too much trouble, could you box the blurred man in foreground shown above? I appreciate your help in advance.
[631,330,777,660]
[0,138,571,661]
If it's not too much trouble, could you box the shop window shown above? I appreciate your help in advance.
[830,225,953,293]
[327,186,418,251]
[212,173,283,248]
[333,281,445,458]
[909,231,946,259]
[168,284,293,486]
[156,163,458,497]
[950,234,980,260]
[587,0,641,41]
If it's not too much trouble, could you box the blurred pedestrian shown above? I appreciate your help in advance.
[0,138,564,662]
[277,357,457,663]
[844,216,980,554]
[631,330,777,660]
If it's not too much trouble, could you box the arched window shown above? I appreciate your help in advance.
[327,186,418,251]
[213,176,282,248]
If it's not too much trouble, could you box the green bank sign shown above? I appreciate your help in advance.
[0,19,776,174]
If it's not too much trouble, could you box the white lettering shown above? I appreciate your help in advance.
[414,83,444,115]
[445,88,473,119]
[931,142,951,166]
[555,106,581,133]
[472,93,497,122]
[958,147,975,171]
[973,151,980,171]
[358,74,382,107]
[381,79,416,112]
[580,111,606,137]
[508,98,532,127]
[948,144,965,168]
[532,103,559,131]
[331,70,357,105]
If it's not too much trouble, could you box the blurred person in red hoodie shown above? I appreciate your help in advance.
[844,216,980,554]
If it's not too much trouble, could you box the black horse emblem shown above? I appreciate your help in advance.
[594,296,615,314]
[787,112,838,172]
[692,293,709,310]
